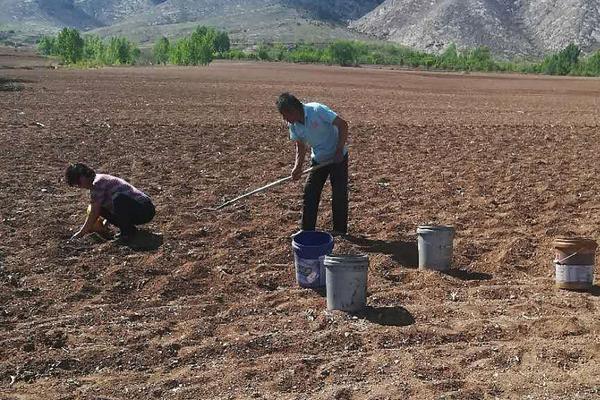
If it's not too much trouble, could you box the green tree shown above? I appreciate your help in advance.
[56,28,84,64]
[170,38,191,65]
[153,36,170,65]
[37,36,56,56]
[559,43,581,65]
[438,43,460,69]
[540,43,581,75]
[104,37,139,65]
[195,37,214,65]
[329,40,359,66]
[83,35,105,62]
[272,43,287,61]
[189,26,215,65]
[193,26,210,38]
[214,31,231,55]
[583,51,600,76]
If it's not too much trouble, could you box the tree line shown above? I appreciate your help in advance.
[153,27,230,66]
[38,28,140,66]
[37,27,600,77]
[38,26,230,67]
[234,40,600,77]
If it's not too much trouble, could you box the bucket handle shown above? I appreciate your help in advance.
[555,251,579,264]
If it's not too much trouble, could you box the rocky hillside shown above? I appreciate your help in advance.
[350,0,600,57]
[1,0,598,56]
[0,0,383,44]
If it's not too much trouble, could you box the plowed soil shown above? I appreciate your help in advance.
[1,49,600,400]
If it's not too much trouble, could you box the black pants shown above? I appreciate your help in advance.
[302,155,349,233]
[100,194,155,235]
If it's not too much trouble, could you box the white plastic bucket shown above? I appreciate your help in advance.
[325,254,369,312]
[553,237,597,291]
[555,264,595,290]
[417,225,455,271]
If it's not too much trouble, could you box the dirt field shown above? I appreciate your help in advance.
[1,50,600,400]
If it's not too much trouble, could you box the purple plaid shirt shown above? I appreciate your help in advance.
[91,174,150,210]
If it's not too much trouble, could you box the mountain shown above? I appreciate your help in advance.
[88,0,384,43]
[1,0,598,57]
[0,0,383,44]
[350,0,600,57]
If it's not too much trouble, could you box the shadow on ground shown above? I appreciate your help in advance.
[0,77,27,91]
[587,285,600,297]
[345,235,418,268]
[443,268,492,281]
[358,305,415,327]
[123,230,163,251]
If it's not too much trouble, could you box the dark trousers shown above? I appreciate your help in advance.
[100,194,155,235]
[302,155,348,233]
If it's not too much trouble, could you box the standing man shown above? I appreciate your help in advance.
[276,92,349,236]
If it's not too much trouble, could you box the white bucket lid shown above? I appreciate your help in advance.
[324,254,369,268]
[417,225,455,233]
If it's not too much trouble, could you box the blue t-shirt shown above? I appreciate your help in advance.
[289,102,348,163]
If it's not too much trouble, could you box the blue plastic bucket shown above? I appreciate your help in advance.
[292,230,334,288]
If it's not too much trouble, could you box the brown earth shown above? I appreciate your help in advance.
[1,49,600,400]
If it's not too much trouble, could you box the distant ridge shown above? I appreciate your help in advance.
[351,0,600,57]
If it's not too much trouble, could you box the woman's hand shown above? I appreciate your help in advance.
[68,230,83,242]
[68,201,101,242]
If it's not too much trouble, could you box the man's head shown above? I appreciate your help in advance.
[276,92,304,124]
[65,163,96,189]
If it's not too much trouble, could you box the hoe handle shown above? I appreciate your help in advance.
[215,161,331,210]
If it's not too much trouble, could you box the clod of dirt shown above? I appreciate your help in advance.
[22,342,35,352]
[40,329,68,349]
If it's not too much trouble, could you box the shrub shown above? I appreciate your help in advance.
[329,40,359,66]
[581,50,600,76]
[223,49,246,59]
[257,44,271,61]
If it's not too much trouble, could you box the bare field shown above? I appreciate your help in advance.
[1,53,600,399]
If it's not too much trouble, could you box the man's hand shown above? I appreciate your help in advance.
[291,166,303,181]
[334,150,344,164]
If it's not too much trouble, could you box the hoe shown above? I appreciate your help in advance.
[213,161,331,210]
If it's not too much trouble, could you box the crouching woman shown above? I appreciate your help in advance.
[65,163,155,242]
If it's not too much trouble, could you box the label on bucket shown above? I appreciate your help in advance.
[555,264,594,283]
[295,255,326,286]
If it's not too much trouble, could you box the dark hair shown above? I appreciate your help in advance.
[65,163,96,186]
[276,92,303,113]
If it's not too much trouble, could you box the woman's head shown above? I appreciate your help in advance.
[65,163,96,188]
